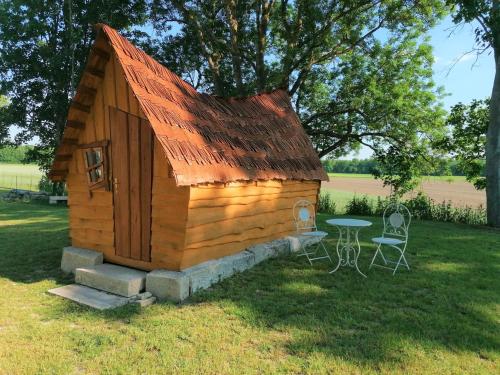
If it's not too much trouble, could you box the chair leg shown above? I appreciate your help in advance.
[319,240,333,263]
[369,244,386,269]
[299,238,332,265]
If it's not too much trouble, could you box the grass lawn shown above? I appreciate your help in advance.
[327,173,467,183]
[0,163,43,190]
[320,187,376,213]
[0,192,499,374]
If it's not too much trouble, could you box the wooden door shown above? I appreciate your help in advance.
[110,107,153,262]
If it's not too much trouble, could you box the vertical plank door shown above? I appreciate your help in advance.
[110,107,153,262]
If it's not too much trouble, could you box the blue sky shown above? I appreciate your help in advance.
[347,15,495,160]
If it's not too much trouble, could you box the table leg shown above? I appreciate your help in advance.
[329,226,367,277]
[329,226,344,273]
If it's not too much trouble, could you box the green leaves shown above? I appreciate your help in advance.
[434,99,489,190]
[0,0,148,171]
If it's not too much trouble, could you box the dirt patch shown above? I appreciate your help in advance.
[323,177,486,208]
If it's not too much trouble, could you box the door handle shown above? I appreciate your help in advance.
[113,178,119,193]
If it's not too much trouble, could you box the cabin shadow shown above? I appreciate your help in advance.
[184,218,500,367]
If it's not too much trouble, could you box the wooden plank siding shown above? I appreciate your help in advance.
[66,53,150,265]
[179,180,320,269]
[149,140,190,270]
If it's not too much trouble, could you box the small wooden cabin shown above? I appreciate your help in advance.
[49,24,328,271]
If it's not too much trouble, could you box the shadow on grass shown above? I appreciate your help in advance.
[1,199,499,365]
[185,216,500,366]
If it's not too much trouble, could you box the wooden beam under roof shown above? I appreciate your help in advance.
[70,101,91,113]
[85,67,105,79]
[60,138,79,146]
[54,155,72,162]
[66,120,85,129]
[91,46,110,61]
[77,85,97,97]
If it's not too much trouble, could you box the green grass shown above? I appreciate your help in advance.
[0,194,499,374]
[0,163,43,190]
[321,187,377,213]
[327,173,467,183]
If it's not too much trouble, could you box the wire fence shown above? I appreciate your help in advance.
[0,174,42,191]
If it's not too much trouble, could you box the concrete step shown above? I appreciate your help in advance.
[75,264,147,297]
[48,284,130,310]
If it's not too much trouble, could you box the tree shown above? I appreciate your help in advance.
[150,0,447,192]
[449,1,500,226]
[435,99,488,189]
[0,0,148,171]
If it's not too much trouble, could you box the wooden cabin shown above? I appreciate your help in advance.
[49,24,328,272]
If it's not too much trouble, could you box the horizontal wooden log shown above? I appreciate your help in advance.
[68,191,113,207]
[70,228,114,246]
[69,205,113,220]
[185,221,296,250]
[185,211,296,246]
[186,204,290,229]
[70,217,114,232]
[193,180,317,190]
[179,229,294,269]
[188,188,318,209]
[189,183,319,200]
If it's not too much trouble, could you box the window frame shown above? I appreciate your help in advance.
[80,140,109,190]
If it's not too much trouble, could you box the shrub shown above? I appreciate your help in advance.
[337,191,487,226]
[38,175,66,195]
[345,195,373,216]
[318,192,336,215]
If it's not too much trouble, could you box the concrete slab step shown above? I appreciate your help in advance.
[75,264,147,297]
[48,284,130,310]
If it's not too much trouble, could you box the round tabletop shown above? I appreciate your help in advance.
[326,218,373,228]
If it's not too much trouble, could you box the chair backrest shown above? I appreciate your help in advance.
[382,202,411,241]
[293,199,317,233]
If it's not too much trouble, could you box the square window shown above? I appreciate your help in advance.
[80,141,108,189]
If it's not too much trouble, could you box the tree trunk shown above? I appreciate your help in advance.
[256,0,272,91]
[225,0,243,94]
[486,48,500,226]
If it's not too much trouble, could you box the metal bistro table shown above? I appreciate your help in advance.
[327,218,373,277]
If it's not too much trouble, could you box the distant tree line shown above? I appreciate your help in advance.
[321,158,483,177]
[0,145,34,164]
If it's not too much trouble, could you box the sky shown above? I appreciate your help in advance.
[347,15,495,160]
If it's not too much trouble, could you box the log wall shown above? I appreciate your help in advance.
[180,180,320,269]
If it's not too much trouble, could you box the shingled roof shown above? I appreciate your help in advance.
[50,24,328,186]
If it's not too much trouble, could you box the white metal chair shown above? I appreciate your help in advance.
[293,199,332,265]
[369,202,411,275]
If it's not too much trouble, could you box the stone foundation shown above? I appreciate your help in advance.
[146,234,319,302]
[60,234,320,303]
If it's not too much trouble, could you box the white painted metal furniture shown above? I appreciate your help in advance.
[369,203,411,275]
[327,218,372,277]
[293,200,332,265]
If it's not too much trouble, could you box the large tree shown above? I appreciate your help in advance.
[435,99,489,190]
[0,0,148,171]
[449,0,500,226]
[150,0,447,193]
